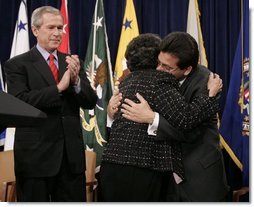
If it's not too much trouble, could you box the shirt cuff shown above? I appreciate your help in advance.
[147,112,159,136]
[73,77,81,93]
[107,114,114,127]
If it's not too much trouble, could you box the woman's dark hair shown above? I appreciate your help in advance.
[125,33,161,72]
[160,32,199,70]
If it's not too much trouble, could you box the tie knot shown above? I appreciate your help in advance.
[49,54,55,61]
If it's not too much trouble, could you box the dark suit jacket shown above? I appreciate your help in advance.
[4,47,97,177]
[157,65,229,201]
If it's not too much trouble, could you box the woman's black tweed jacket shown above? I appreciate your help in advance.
[102,69,219,180]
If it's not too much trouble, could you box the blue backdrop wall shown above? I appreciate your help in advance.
[0,0,242,113]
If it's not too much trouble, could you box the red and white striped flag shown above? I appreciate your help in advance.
[58,0,70,53]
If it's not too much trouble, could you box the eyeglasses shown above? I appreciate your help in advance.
[157,60,179,72]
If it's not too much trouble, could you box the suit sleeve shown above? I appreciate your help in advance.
[74,68,97,109]
[155,114,185,141]
[156,114,201,143]
[152,76,219,130]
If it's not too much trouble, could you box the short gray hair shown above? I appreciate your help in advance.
[31,6,62,28]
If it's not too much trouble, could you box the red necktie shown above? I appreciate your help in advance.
[49,54,59,83]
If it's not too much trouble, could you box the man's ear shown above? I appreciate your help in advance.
[183,66,192,76]
[31,26,38,37]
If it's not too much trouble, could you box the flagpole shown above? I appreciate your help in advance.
[91,0,99,86]
[241,0,244,82]
[0,63,4,92]
[239,0,244,112]
[101,0,114,92]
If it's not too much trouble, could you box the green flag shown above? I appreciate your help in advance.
[81,0,113,171]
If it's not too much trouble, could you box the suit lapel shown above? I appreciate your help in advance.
[30,48,68,85]
[30,47,57,85]
[180,66,203,102]
[179,68,198,100]
[179,77,190,94]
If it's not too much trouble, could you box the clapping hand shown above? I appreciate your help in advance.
[66,55,80,85]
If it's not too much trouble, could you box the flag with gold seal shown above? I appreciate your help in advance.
[80,0,113,171]
[219,0,249,187]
